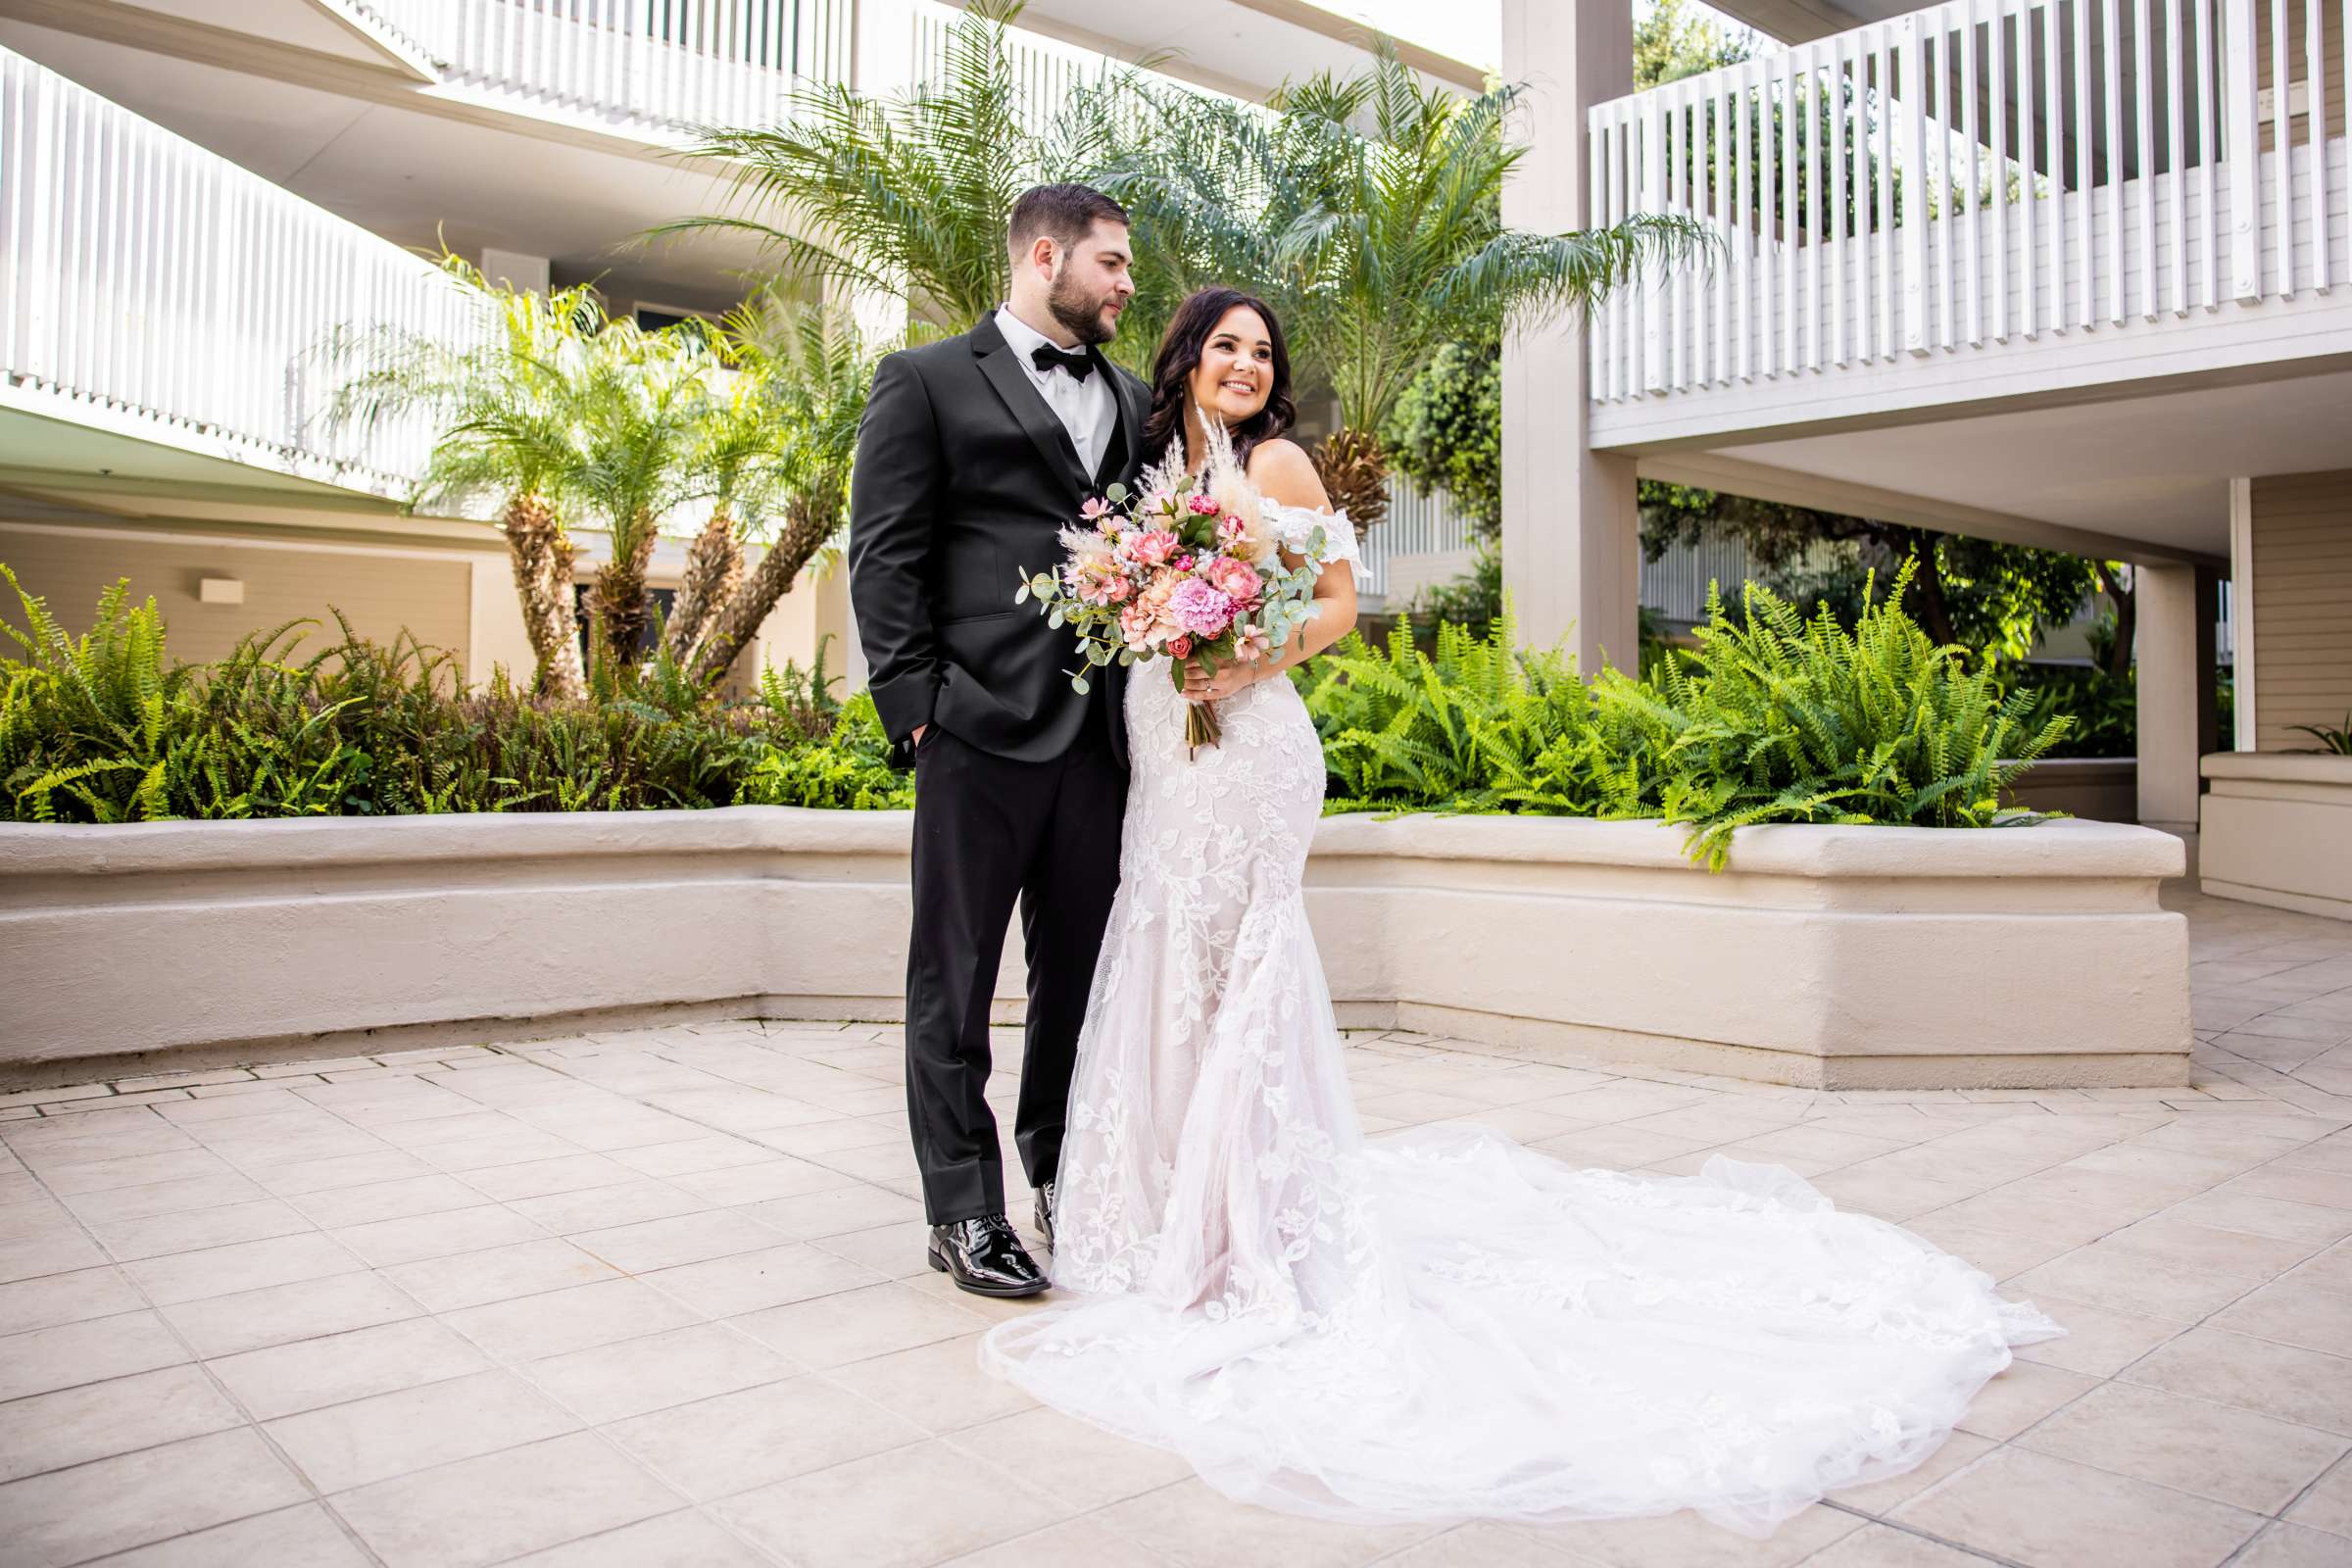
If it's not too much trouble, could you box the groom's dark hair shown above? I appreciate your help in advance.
[1007,183,1129,260]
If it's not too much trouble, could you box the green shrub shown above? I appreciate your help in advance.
[735,692,911,810]
[8,564,2069,865]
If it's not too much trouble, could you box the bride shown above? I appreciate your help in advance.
[979,286,2063,1539]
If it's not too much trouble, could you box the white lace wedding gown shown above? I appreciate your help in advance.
[980,502,2062,1539]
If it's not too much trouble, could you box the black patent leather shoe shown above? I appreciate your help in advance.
[1034,1181,1056,1250]
[927,1215,1048,1298]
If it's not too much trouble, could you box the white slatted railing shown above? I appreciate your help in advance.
[356,0,853,134]
[0,49,473,492]
[1590,0,2349,403]
[1356,474,1478,602]
[911,0,1126,128]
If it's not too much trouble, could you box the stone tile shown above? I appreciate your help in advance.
[2213,1278,2352,1357]
[496,1510,773,1567]
[2096,1215,2327,1279]
[639,1241,885,1317]
[0,1225,107,1283]
[379,1238,618,1313]
[948,1406,1196,1511]
[328,1431,683,1568]
[2128,1326,2352,1434]
[727,1279,983,1368]
[2012,1295,2191,1378]
[124,1232,363,1306]
[2008,1245,2264,1321]
[2018,1380,2350,1513]
[1824,1432,1997,1517]
[742,1183,929,1242]
[605,1373,925,1500]
[2284,1452,2352,1537]
[610,1136,780,1179]
[440,1275,705,1362]
[0,1427,307,1567]
[2233,1523,2352,1568]
[285,1174,487,1229]
[80,1502,374,1567]
[0,1308,189,1401]
[1894,1216,2084,1282]
[0,1363,245,1483]
[0,1265,145,1335]
[711,1438,1079,1568]
[245,1150,435,1197]
[826,1331,1037,1434]
[505,1178,708,1233]
[1356,1523,1578,1568]
[1952,1359,2102,1441]
[62,1172,269,1224]
[565,1209,786,1273]
[1892,1446,2263,1568]
[2164,1191,2352,1245]
[1530,1125,1715,1170]
[329,1203,546,1267]
[88,1198,317,1262]
[161,1270,422,1358]
[522,1322,797,1423]
[209,1316,493,1419]
[1792,1523,1998,1567]
[2229,1165,2352,1210]
[810,1222,936,1281]
[268,1366,579,1492]
[443,1152,637,1201]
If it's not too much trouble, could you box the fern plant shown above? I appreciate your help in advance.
[1598,564,2074,867]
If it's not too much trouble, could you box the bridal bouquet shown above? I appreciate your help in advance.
[1015,423,1332,754]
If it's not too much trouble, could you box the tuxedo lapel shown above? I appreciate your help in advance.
[970,317,1092,505]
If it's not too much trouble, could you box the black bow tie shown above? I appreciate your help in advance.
[1030,342,1095,381]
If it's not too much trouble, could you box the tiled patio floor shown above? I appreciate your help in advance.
[4,887,2352,1568]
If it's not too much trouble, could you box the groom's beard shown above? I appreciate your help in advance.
[1047,270,1120,347]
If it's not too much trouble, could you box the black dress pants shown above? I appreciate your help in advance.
[905,717,1125,1223]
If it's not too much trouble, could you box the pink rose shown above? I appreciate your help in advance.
[1205,557,1261,606]
[1166,578,1236,638]
[1167,635,1193,659]
[1187,492,1221,515]
[1131,530,1180,566]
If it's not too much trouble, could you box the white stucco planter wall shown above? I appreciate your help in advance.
[2200,753,2352,921]
[0,808,2190,1091]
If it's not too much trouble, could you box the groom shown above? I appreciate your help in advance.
[848,184,1150,1298]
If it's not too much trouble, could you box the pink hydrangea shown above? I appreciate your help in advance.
[1204,557,1261,606]
[1166,578,1236,638]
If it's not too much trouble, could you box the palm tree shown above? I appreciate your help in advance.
[560,319,718,672]
[1114,49,1701,532]
[659,0,1121,338]
[688,300,879,688]
[322,256,603,699]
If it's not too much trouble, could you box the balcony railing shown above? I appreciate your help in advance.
[0,48,473,495]
[353,0,855,135]
[1589,0,2348,415]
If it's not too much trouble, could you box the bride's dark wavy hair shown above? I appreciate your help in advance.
[1141,287,1297,469]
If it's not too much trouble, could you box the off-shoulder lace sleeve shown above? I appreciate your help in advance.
[1265,502,1359,574]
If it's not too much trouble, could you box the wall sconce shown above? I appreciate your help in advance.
[198,577,244,605]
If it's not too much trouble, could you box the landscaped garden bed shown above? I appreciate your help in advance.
[1,565,2195,1089]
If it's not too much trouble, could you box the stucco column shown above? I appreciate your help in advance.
[2136,562,2206,841]
[1499,0,1642,674]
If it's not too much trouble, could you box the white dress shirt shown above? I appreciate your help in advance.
[994,306,1116,478]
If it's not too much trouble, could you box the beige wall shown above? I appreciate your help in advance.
[2201,754,2352,920]
[2249,470,2352,753]
[0,519,475,681]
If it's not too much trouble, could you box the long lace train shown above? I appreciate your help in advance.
[980,503,2061,1538]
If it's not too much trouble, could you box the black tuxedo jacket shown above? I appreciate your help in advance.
[848,314,1149,766]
